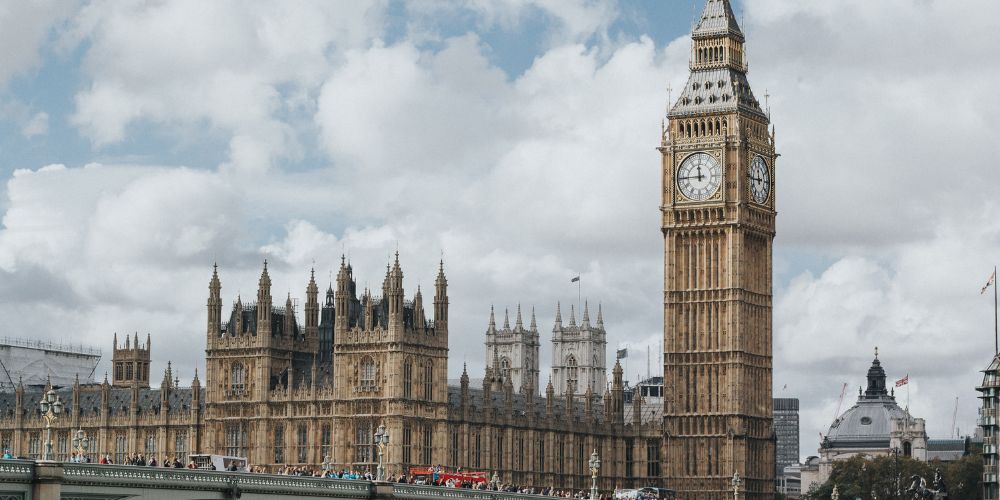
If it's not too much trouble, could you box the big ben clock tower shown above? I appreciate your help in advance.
[660,0,775,498]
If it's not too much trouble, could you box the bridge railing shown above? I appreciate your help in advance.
[0,461,555,500]
[61,462,374,497]
[395,483,553,500]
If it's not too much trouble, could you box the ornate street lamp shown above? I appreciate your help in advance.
[588,449,601,500]
[374,423,389,481]
[71,429,90,463]
[39,389,64,461]
[731,471,742,500]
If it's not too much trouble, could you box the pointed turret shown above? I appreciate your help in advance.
[515,304,523,331]
[581,301,591,328]
[460,363,470,408]
[596,303,604,329]
[335,255,352,332]
[503,308,510,331]
[305,267,319,337]
[545,378,555,416]
[554,302,563,328]
[413,285,426,329]
[569,304,577,327]
[256,260,273,336]
[208,263,222,341]
[530,307,537,332]
[434,259,448,333]
[487,305,497,335]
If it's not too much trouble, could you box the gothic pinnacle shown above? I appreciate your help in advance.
[530,306,537,331]
[555,302,562,326]
[503,308,510,330]
[582,301,590,326]
[569,304,577,327]
[597,303,604,328]
[488,305,496,331]
[515,304,523,330]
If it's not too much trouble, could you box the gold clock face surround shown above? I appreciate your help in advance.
[676,152,722,201]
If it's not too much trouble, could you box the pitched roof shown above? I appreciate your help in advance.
[692,0,743,40]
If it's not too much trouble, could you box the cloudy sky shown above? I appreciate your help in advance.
[0,0,996,462]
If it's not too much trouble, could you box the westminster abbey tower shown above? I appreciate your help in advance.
[660,0,776,498]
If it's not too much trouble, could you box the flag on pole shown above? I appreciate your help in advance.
[983,270,996,294]
[571,276,580,283]
[616,348,627,359]
[895,375,908,387]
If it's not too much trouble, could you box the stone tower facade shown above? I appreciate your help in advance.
[484,305,540,395]
[660,0,776,497]
[111,332,151,389]
[551,302,607,397]
[329,254,450,470]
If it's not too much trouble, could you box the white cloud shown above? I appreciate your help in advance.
[21,111,49,138]
[0,0,995,469]
[0,1,77,88]
[68,0,388,172]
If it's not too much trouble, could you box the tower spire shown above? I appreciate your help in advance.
[530,306,537,331]
[597,303,604,329]
[515,304,523,330]
[569,304,577,327]
[503,308,510,330]
[582,301,591,327]
[488,305,496,334]
[554,302,562,328]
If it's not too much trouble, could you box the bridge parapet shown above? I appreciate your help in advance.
[0,461,554,500]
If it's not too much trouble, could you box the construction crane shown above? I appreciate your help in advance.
[951,397,959,438]
[831,382,848,425]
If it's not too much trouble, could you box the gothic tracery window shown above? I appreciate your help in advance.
[500,357,511,383]
[566,355,578,393]
[403,358,413,398]
[231,362,245,393]
[359,356,376,391]
[423,362,433,400]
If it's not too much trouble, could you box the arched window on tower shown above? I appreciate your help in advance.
[500,357,511,383]
[359,356,376,391]
[231,363,245,394]
[566,355,578,393]
[903,441,912,457]
[424,361,434,400]
[403,358,413,398]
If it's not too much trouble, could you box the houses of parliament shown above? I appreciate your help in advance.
[0,0,775,498]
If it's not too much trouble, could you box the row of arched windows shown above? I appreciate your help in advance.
[677,118,728,138]
[401,357,434,399]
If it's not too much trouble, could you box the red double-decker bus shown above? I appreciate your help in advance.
[408,466,489,485]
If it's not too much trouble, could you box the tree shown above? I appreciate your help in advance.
[804,454,982,500]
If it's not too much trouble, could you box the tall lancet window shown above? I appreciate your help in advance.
[566,355,578,393]
[359,356,376,391]
[231,363,245,394]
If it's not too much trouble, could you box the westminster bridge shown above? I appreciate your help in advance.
[0,460,556,500]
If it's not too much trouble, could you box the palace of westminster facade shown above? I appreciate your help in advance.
[0,1,776,497]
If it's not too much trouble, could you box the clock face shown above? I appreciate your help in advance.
[677,152,722,201]
[749,155,770,204]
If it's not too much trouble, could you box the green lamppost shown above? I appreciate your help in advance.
[588,450,601,500]
[39,389,64,461]
[374,423,389,481]
[71,429,90,462]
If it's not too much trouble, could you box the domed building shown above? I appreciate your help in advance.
[801,351,927,493]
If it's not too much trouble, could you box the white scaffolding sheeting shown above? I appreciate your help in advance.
[0,338,101,390]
